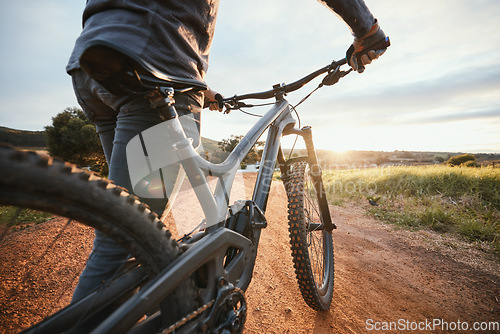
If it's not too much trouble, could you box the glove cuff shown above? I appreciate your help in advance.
[356,19,379,41]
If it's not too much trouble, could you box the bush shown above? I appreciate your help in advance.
[463,160,479,167]
[45,107,107,176]
[447,153,477,167]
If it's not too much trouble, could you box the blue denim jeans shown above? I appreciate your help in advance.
[70,69,202,301]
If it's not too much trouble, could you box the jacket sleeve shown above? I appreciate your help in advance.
[318,0,375,38]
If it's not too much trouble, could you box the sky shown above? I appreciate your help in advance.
[1,0,499,153]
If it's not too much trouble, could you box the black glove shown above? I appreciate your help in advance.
[346,20,390,73]
[203,88,224,111]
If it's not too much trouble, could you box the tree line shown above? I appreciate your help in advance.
[43,108,263,176]
[42,107,490,177]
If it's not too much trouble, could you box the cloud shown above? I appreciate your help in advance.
[296,61,500,127]
[1,0,498,152]
[416,108,500,124]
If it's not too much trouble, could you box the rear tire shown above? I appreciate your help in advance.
[284,161,334,311]
[0,145,192,332]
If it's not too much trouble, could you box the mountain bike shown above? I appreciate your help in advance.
[0,38,389,333]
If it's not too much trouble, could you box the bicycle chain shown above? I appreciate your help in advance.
[161,299,215,334]
[161,285,246,333]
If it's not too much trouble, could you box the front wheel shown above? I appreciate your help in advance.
[284,161,334,311]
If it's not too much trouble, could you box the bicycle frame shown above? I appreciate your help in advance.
[94,93,308,332]
[90,53,350,330]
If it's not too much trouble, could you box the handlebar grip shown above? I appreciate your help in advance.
[371,36,391,50]
[215,93,224,110]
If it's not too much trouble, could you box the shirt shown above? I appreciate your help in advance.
[67,0,374,84]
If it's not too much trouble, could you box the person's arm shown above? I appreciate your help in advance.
[319,0,375,37]
[319,0,390,73]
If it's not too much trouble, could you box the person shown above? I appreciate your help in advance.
[67,0,388,304]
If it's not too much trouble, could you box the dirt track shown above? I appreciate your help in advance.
[243,180,500,333]
[1,179,499,333]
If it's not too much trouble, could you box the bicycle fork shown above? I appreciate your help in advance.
[279,125,336,232]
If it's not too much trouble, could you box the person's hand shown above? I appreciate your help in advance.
[347,20,390,73]
[203,88,224,111]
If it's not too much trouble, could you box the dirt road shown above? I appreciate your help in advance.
[1,179,499,333]
[243,181,500,333]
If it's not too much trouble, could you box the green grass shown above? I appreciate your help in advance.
[0,206,53,231]
[323,165,500,255]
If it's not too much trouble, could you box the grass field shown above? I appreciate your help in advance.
[0,206,53,231]
[323,165,500,256]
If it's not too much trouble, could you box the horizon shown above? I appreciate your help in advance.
[2,125,498,156]
[1,0,499,153]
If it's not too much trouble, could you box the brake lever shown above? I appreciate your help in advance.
[321,65,352,86]
[222,99,254,114]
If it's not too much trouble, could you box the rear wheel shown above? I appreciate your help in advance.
[284,161,334,311]
[0,145,194,332]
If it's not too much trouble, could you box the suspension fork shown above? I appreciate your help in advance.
[279,126,336,232]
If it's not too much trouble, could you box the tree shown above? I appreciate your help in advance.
[45,107,107,175]
[214,135,264,165]
[434,156,445,163]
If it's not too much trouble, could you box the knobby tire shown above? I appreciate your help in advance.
[284,161,334,311]
[0,145,196,333]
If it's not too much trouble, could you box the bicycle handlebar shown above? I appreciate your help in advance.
[222,58,348,107]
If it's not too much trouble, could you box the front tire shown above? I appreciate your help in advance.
[284,161,334,311]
